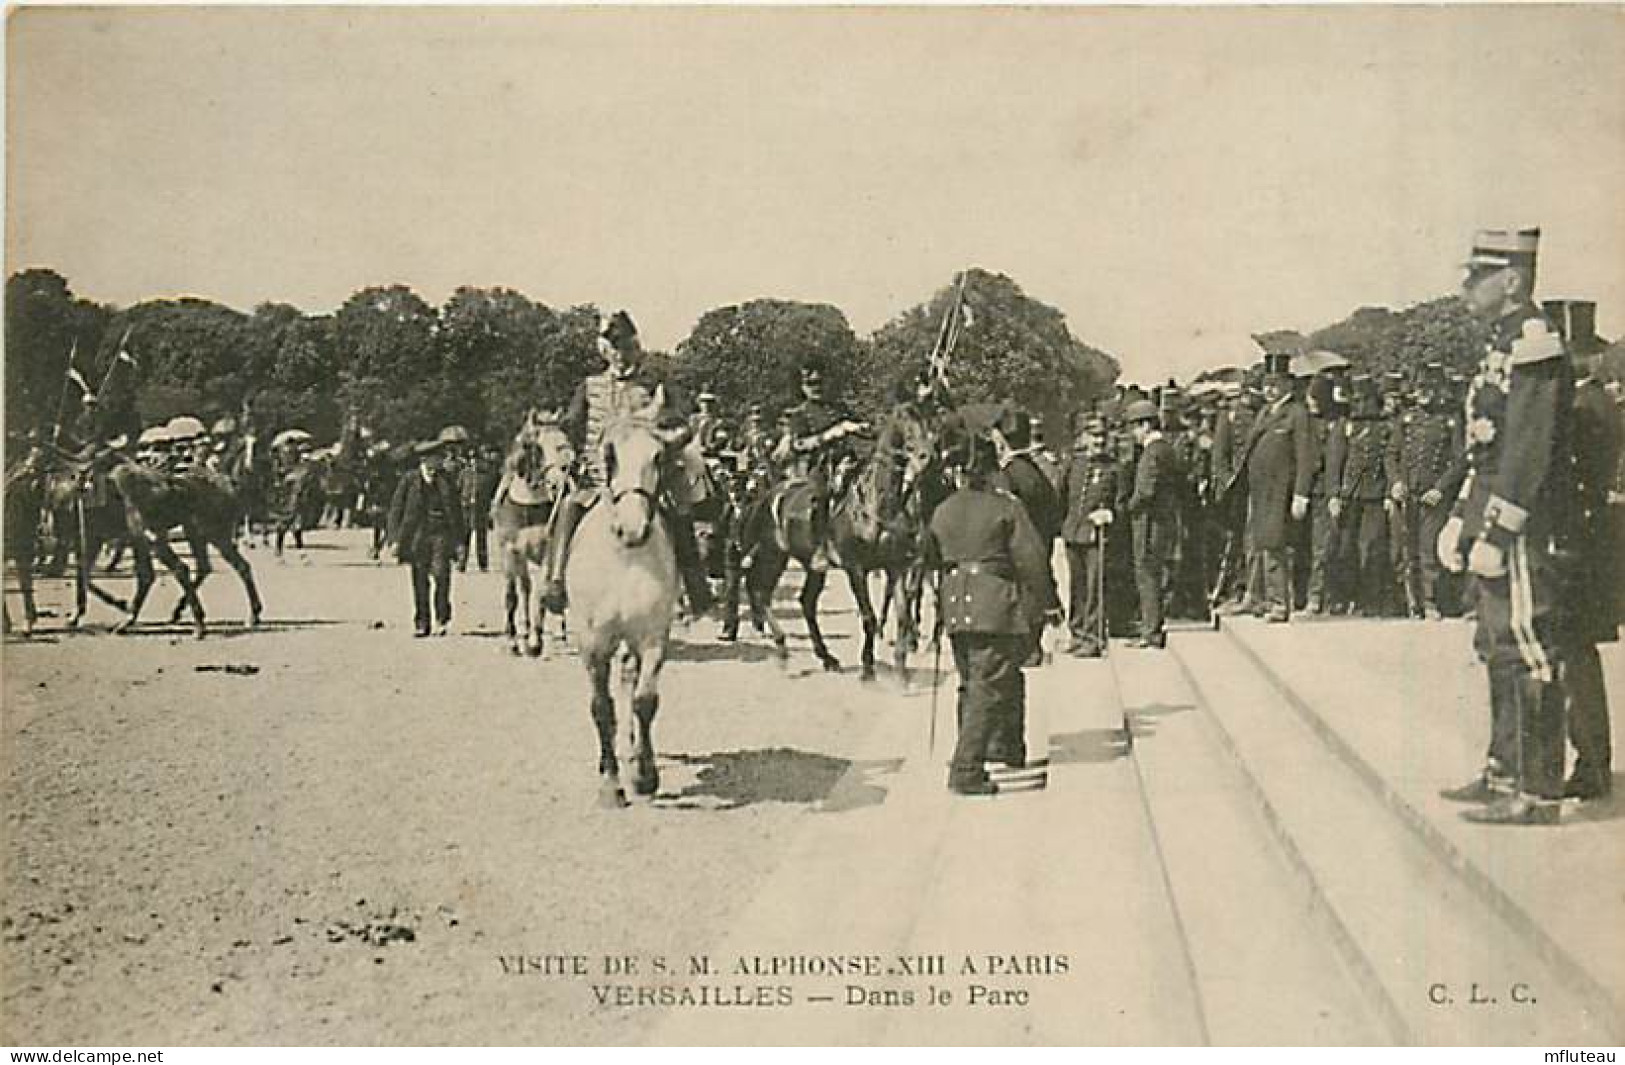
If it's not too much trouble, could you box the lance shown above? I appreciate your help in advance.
[927,270,969,389]
[97,327,136,400]
[50,339,84,445]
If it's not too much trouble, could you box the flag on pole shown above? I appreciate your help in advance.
[927,271,970,389]
[65,365,91,394]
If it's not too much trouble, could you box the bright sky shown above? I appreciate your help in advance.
[7,6,1623,383]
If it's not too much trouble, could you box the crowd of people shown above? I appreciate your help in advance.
[8,227,1620,816]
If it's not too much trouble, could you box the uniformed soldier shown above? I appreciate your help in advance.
[928,434,1061,795]
[543,310,714,616]
[1060,417,1118,656]
[1225,352,1314,623]
[1437,227,1575,825]
[1124,399,1183,647]
[778,365,865,568]
[738,404,775,469]
[1390,363,1466,618]
[690,391,727,455]
[1549,299,1618,801]
[1333,375,1397,616]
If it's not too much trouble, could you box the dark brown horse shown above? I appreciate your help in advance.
[96,455,263,637]
[756,410,944,684]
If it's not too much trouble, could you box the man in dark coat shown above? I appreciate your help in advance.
[1226,355,1313,622]
[1437,227,1575,825]
[388,438,468,637]
[1209,389,1259,611]
[1125,400,1183,648]
[928,434,1060,795]
[1551,300,1619,800]
[1303,374,1349,614]
[1059,417,1118,656]
[992,405,1063,669]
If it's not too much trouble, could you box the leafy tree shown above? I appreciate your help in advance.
[330,285,444,442]
[867,268,1120,435]
[4,269,113,440]
[672,299,866,420]
[1309,297,1486,380]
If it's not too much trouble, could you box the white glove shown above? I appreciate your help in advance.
[1290,494,1309,521]
[1436,516,1466,573]
[1327,497,1343,519]
[1088,508,1113,526]
[1390,482,1407,503]
[1467,539,1507,579]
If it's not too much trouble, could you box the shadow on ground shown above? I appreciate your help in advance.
[659,748,899,813]
[1048,727,1130,767]
[1122,701,1197,743]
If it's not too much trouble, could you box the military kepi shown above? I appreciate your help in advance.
[1464,227,1540,271]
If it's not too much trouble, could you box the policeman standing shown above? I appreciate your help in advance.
[1124,400,1183,648]
[1059,416,1118,657]
[1550,299,1618,801]
[1334,376,1396,617]
[1437,227,1574,825]
[928,434,1061,796]
[388,436,468,637]
[1391,364,1465,618]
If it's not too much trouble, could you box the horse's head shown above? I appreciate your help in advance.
[512,413,575,499]
[601,386,668,548]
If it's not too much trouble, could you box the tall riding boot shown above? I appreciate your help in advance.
[668,512,715,615]
[541,496,584,614]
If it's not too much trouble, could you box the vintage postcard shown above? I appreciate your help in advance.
[3,4,1623,1048]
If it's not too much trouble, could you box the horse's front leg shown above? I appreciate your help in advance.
[800,566,839,672]
[521,566,543,658]
[587,652,625,808]
[628,641,666,796]
[845,564,880,683]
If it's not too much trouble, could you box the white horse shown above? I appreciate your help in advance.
[493,411,574,657]
[564,389,683,808]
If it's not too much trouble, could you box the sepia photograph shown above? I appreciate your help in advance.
[3,3,1623,1048]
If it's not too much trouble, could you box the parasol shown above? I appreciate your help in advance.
[1289,350,1351,378]
[272,428,313,449]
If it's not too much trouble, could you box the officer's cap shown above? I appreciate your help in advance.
[1464,227,1540,272]
[697,391,718,403]
[800,365,824,385]
[438,425,471,445]
[1123,399,1159,424]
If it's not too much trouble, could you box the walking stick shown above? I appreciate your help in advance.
[927,568,942,757]
[1097,522,1109,657]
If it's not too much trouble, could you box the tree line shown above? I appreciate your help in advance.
[5,264,1521,453]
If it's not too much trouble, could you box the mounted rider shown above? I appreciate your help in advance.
[541,310,715,616]
[775,364,866,566]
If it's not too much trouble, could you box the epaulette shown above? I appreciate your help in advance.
[1509,317,1565,366]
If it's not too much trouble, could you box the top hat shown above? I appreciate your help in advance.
[1544,299,1604,354]
[1262,352,1292,378]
